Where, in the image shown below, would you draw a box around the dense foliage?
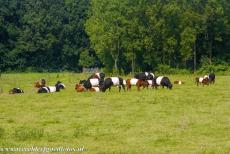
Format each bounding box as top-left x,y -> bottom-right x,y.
0,0 -> 230,73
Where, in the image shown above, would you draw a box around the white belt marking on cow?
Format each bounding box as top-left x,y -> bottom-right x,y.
130,79 -> 138,85
147,80 -> 152,85
111,77 -> 119,85
49,86 -> 56,93
156,76 -> 164,85
90,79 -> 99,86
199,77 -> 204,83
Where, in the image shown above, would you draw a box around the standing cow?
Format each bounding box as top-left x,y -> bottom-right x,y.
152,76 -> 173,89
195,77 -> 209,86
134,72 -> 154,80
208,73 -> 216,84
126,79 -> 149,91
100,77 -> 126,92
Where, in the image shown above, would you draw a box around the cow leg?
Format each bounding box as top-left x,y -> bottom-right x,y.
137,86 -> 140,91
118,85 -> 121,92
122,84 -> 125,92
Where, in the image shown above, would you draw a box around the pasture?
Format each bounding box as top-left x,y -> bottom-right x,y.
0,73 -> 229,154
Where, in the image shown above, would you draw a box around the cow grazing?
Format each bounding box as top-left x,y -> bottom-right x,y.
126,79 -> 149,91
9,88 -> 24,94
38,81 -> 65,93
174,80 -> 185,85
134,72 -> 154,80
195,77 -> 209,86
208,73 -> 215,84
100,77 -> 125,92
153,76 -> 173,89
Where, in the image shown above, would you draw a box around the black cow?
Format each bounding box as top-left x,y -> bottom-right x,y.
9,88 -> 24,94
100,77 -> 126,92
134,72 -> 154,80
208,73 -> 215,84
152,76 -> 172,89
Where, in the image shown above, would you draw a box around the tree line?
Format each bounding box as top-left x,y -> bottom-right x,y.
0,0 -> 230,73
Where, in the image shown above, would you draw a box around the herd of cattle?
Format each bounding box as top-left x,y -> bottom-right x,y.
6,72 -> 216,94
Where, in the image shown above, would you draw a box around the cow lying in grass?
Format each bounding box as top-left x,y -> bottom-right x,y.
75,84 -> 100,92
126,79 -> 149,91
79,78 -> 100,90
100,77 -> 126,92
38,81 -> 65,93
9,88 -> 24,94
152,76 -> 173,89
174,80 -> 185,85
34,79 -> 46,88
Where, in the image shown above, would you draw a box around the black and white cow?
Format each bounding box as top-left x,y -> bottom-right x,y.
134,72 -> 154,80
82,78 -> 100,90
38,81 -> 66,93
9,88 -> 24,94
152,76 -> 172,89
208,73 -> 215,84
100,77 -> 126,92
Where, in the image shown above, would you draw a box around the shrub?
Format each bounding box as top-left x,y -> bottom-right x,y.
198,56 -> 230,75
156,64 -> 191,75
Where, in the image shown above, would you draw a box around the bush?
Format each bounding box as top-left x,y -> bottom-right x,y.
156,64 -> 191,75
198,56 -> 230,75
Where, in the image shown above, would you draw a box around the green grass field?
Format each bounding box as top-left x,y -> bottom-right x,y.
0,73 -> 229,154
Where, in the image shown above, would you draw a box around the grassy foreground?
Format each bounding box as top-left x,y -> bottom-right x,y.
0,73 -> 230,154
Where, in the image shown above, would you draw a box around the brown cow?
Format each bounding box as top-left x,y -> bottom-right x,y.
126,78 -> 149,91
195,77 -> 209,86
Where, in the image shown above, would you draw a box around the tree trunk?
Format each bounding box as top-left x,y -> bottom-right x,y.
193,42 -> 197,73
131,49 -> 135,74
208,39 -> 213,65
114,58 -> 118,72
